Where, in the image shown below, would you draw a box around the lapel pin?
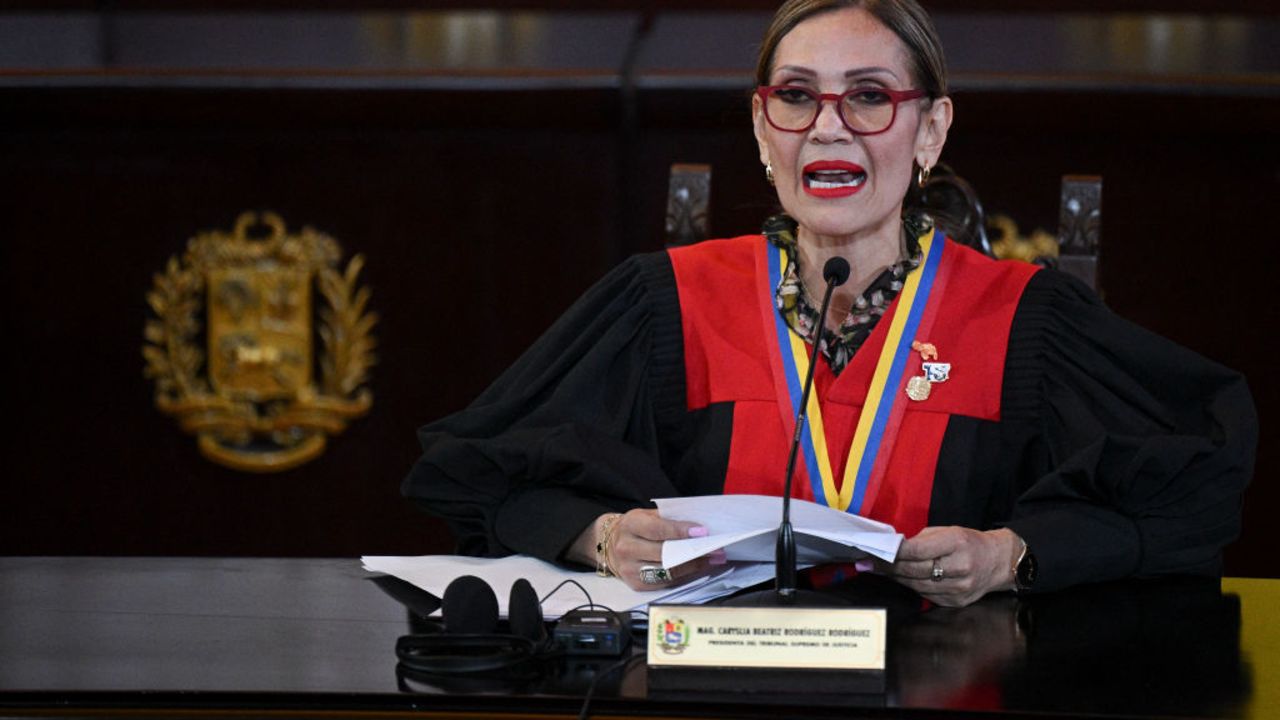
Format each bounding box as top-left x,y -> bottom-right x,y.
907,341 -> 950,402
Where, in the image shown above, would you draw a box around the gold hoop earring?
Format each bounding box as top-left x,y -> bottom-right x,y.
916,164 -> 931,189
765,163 -> 775,186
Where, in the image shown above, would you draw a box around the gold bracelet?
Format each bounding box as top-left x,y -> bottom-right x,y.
595,513 -> 622,577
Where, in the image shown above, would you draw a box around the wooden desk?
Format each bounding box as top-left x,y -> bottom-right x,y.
0,557 -> 1269,718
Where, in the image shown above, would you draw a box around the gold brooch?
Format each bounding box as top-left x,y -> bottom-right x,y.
143,212 -> 377,472
906,341 -> 950,402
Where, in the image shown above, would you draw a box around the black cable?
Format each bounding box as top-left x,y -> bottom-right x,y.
576,652 -> 644,720
539,578 -> 596,608
628,608 -> 650,633
538,580 -> 629,629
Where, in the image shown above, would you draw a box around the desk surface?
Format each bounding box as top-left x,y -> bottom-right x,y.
0,557 -> 1271,719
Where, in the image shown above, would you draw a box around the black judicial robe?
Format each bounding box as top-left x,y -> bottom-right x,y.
404,236 -> 1255,592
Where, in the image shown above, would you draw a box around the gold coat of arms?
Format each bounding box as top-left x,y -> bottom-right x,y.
143,212 -> 376,472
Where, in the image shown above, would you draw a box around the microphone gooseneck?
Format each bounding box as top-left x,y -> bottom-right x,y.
776,256 -> 851,602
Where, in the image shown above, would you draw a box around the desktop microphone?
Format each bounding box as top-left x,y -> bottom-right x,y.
775,256 -> 850,603
724,257 -> 851,609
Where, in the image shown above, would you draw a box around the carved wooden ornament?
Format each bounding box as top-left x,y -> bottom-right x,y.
144,212 -> 377,472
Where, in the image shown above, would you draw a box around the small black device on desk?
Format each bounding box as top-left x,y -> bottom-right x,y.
554,608 -> 631,656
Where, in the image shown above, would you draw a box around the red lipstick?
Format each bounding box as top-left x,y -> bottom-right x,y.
801,160 -> 867,198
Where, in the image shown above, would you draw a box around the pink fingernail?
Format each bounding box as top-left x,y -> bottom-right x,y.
709,550 -> 727,565
855,559 -> 874,573
687,526 -> 709,538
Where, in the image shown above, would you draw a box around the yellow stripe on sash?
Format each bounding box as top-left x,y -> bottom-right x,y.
785,318 -> 838,506
838,231 -> 934,510
781,231 -> 936,511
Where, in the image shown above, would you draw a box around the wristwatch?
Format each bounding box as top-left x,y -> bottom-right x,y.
1013,538 -> 1038,592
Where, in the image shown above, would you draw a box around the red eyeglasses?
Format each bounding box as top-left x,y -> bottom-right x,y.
756,85 -> 927,136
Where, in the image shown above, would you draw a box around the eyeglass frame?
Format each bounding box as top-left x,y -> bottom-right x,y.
755,85 -> 928,136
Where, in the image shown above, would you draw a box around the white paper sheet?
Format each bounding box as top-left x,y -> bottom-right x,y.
364,496 -> 902,619
361,554 -> 777,619
655,494 -> 903,568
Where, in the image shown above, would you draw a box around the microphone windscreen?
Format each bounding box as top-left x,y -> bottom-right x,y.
441,575 -> 499,635
823,257 -> 851,286
507,578 -> 546,643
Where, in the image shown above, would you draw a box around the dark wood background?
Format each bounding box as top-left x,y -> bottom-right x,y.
1,3 -> 1276,580
5,0 -> 1277,12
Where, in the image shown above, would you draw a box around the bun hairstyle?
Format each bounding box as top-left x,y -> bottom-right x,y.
755,0 -> 948,99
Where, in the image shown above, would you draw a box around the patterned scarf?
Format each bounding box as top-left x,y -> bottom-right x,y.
764,213 -> 928,375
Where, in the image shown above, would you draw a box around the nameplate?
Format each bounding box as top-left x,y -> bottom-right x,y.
647,604 -> 886,671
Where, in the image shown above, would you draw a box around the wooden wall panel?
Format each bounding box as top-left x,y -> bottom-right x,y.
1,87 -> 621,557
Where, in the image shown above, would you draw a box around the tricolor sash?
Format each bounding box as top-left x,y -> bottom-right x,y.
758,229 -> 948,514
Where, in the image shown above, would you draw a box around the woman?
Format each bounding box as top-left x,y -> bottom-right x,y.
404,0 -> 1255,607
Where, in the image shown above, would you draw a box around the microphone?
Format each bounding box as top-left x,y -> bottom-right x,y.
823,256 -> 852,286
719,256 -> 852,609
775,256 -> 850,603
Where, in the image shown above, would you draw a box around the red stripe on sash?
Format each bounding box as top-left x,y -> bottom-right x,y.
753,241 -> 812,500
857,239 -> 957,519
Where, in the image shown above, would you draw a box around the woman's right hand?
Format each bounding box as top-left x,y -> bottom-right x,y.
570,509 -> 725,591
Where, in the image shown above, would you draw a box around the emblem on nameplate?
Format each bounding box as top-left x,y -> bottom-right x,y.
657,616 -> 691,655
143,212 -> 377,472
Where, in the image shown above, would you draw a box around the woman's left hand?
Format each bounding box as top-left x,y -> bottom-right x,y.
883,526 -> 1022,607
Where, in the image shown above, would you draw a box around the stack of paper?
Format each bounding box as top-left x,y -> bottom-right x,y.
657,494 -> 902,567
363,494 -> 902,619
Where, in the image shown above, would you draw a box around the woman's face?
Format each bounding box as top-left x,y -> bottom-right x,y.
754,6 -> 951,244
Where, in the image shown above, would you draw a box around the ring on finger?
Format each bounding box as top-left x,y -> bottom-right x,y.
639,565 -> 673,585
931,558 -> 944,582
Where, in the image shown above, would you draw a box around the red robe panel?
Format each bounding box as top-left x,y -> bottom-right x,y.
669,235 -> 1038,537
